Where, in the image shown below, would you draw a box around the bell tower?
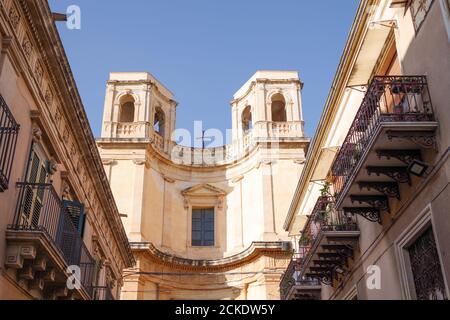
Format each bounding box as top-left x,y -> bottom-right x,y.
101,72 -> 177,152
230,70 -> 305,141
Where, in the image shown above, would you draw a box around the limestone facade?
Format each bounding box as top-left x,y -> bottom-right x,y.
0,0 -> 134,300
97,70 -> 310,300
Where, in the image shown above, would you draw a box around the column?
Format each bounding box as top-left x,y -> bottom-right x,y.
261,161 -> 277,241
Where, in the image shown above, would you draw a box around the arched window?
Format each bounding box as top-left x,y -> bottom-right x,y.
271,93 -> 287,122
119,95 -> 135,123
154,107 -> 165,136
242,106 -> 253,133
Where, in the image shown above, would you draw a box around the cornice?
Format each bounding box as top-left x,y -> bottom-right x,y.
231,78 -> 303,105
131,241 -> 292,272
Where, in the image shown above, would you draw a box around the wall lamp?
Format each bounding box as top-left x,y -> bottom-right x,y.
407,159 -> 430,178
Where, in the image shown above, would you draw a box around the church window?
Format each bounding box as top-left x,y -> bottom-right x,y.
271,93 -> 287,122
119,95 -> 135,123
192,208 -> 215,247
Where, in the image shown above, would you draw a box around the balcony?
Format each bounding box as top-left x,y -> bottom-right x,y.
253,121 -> 305,140
280,248 -> 321,300
0,95 -> 20,192
170,131 -> 256,167
297,196 -> 360,286
5,183 -> 95,300
103,121 -> 151,139
331,76 -> 437,221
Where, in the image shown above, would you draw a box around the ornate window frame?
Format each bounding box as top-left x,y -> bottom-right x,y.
394,205 -> 449,299
182,184 -> 227,250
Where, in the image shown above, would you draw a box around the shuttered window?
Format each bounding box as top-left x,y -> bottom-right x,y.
20,147 -> 48,227
192,208 -> 215,247
62,200 -> 86,237
0,94 -> 20,192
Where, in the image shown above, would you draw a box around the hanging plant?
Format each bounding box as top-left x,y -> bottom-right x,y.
320,182 -> 332,198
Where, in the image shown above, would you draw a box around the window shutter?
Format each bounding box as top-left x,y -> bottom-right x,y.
191,208 -> 215,247
62,200 -> 86,237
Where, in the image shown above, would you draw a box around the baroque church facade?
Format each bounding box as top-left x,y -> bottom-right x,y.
97,71 -> 310,300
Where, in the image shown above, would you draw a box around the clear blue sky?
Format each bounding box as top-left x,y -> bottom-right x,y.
49,0 -> 359,144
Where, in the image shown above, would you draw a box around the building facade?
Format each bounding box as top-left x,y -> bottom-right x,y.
0,0 -> 134,300
282,0 -> 450,300
97,71 -> 310,300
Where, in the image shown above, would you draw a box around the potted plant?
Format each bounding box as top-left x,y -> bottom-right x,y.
299,233 -> 310,246
392,84 -> 405,94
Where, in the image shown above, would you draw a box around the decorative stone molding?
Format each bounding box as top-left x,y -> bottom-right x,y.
163,175 -> 176,183
183,198 -> 190,210
102,159 -> 115,166
32,125 -> 42,141
47,159 -> 58,175
133,159 -> 146,166
44,89 -> 53,106
35,62 -> 43,84
131,241 -> 292,271
62,183 -> 71,200
232,175 -> 244,184
1,36 -> 13,55
182,184 -> 228,199
22,37 -> 32,59
217,196 -> 225,210
8,4 -> 21,30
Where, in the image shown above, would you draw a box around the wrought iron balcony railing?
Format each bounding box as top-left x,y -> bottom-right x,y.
9,182 -> 95,298
294,196 -> 359,285
280,248 -> 320,300
300,196 -> 357,245
0,95 -> 20,192
331,76 -> 434,202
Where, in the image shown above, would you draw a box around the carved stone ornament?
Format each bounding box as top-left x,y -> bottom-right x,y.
8,6 -> 21,30
102,159 -> 115,166
62,183 -> 71,199
22,38 -> 32,59
32,126 -> 42,141
133,159 -> 146,166
217,196 -> 225,209
47,159 -> 58,175
183,198 -> 190,210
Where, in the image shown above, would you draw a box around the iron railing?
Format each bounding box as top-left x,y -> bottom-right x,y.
9,182 -> 95,298
280,248 -> 320,300
297,196 -> 357,275
300,196 -> 356,245
0,95 -> 20,192
331,76 -> 434,202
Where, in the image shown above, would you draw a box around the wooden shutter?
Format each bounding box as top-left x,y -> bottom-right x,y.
191,208 -> 215,247
62,200 -> 86,237
57,205 -> 81,266
20,148 -> 47,227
